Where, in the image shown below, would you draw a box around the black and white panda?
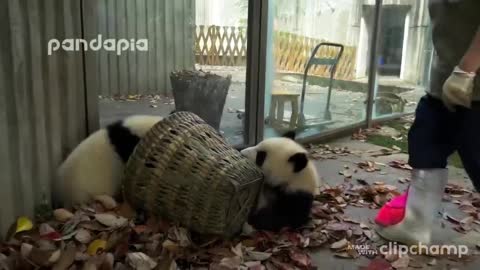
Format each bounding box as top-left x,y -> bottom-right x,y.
240,131 -> 320,232
54,115 -> 163,208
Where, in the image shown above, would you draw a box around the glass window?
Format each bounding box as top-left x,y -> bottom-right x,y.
88,0 -> 249,146
263,0 -> 374,139
373,1 -> 433,118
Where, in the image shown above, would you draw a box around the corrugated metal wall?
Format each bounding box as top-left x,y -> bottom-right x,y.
0,0 -> 88,235
83,0 -> 196,97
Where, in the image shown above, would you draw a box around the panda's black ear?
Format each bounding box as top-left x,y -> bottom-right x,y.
288,152 -> 308,173
282,130 -> 296,140
256,150 -> 267,167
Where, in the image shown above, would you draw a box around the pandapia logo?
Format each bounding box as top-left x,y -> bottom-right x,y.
47,35 -> 148,55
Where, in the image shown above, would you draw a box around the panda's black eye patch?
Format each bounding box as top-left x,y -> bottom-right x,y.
288,152 -> 308,173
256,150 -> 267,167
282,130 -> 296,140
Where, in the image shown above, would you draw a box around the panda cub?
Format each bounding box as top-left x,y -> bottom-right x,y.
54,115 -> 163,208
241,131 -> 320,232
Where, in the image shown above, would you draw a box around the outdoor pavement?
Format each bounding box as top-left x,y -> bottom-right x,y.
309,138 -> 480,270
98,66 -> 424,146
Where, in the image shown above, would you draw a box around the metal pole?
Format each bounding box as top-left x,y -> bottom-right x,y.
245,0 -> 264,147
81,0 -> 99,134
254,0 -> 270,144
366,0 -> 383,127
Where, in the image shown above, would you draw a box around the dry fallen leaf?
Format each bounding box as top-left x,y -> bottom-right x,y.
106,228 -> 130,252
83,255 -> 104,270
460,216 -> 474,225
444,213 -> 461,224
52,243 -> 76,270
218,256 -> 242,269
95,213 -> 128,228
289,249 -> 312,267
326,222 -> 350,232
29,247 -> 61,267
339,170 -> 353,178
330,238 -> 349,250
39,223 -> 56,236
20,243 -> 33,258
244,261 -> 264,270
94,195 -> 118,210
334,252 -> 354,259
169,227 -> 191,247
117,202 -> 136,219
360,258 -> 392,270
384,252 -> 399,262
36,239 -> 57,251
362,229 -> 374,240
100,253 -> 115,270
15,216 -> 33,234
391,255 -> 409,269
458,201 -> 477,213
162,239 -> 180,253
357,179 -> 369,186
126,252 -> 157,269
54,209 -> 74,222
113,262 -> 129,270
87,239 -> 107,256
408,258 -> 425,268
156,256 -> 178,270
388,160 -> 412,171
0,254 -> 11,270
246,250 -> 271,261
75,228 -> 93,244
231,243 -> 243,258
79,221 -> 110,232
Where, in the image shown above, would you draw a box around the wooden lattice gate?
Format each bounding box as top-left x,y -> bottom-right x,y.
194,25 -> 357,80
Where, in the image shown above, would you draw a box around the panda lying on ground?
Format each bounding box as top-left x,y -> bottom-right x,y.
54,115 -> 163,208
241,131 -> 321,232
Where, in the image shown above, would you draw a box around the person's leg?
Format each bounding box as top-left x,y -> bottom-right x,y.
375,95 -> 458,245
408,95 -> 458,169
456,103 -> 480,191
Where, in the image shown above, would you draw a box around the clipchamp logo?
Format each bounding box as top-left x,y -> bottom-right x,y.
47,35 -> 148,55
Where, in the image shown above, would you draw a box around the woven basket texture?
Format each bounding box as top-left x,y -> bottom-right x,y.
123,111 -> 263,236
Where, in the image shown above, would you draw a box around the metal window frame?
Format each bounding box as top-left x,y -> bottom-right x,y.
85,0 -> 393,148
83,0 -> 266,148
81,0 -> 100,134
244,0 -> 268,147
366,0 -> 383,128
242,0 -> 386,146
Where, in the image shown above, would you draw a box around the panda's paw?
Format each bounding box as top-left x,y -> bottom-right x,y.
241,222 -> 256,236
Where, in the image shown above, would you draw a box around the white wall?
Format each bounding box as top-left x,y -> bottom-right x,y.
274,0 -> 357,45
195,0 -> 248,26
195,0 -> 357,45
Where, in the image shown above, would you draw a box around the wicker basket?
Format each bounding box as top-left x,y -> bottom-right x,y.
123,111 -> 263,237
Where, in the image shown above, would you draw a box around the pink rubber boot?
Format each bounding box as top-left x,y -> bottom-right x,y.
374,169 -> 448,245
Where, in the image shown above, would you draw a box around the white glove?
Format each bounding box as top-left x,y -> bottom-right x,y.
442,66 -> 476,111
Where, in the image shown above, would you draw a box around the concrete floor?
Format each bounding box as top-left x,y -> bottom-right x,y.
97,66 -> 479,268
96,99 -> 480,268
309,138 -> 480,269
98,84 -> 246,145
98,66 -> 425,146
